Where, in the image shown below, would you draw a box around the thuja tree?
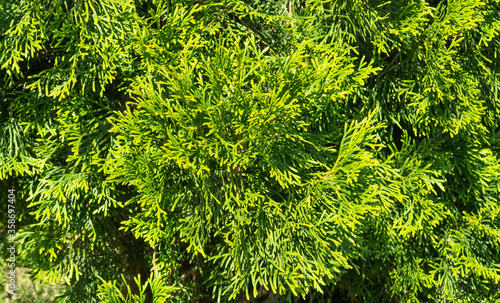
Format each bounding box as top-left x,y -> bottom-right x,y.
1,0 -> 500,302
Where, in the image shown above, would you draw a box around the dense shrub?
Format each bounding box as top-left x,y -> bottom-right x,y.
1,0 -> 500,302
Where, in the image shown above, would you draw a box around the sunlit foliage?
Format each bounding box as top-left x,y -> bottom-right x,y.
1,0 -> 500,302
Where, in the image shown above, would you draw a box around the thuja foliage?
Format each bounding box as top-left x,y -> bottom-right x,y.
1,0 -> 500,302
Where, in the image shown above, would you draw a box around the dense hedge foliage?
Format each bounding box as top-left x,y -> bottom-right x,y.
1,0 -> 500,302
